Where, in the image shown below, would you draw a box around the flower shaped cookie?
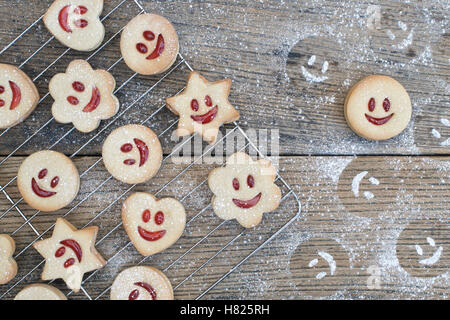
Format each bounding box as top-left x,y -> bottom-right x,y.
49,59 -> 119,133
0,234 -> 17,285
208,152 -> 281,228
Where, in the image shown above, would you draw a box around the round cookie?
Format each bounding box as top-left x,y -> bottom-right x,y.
14,284 -> 67,300
0,234 -> 17,285
102,124 -> 163,184
17,151 -> 80,212
122,192 -> 186,257
0,63 -> 39,129
120,13 -> 179,75
110,266 -> 173,300
344,75 -> 412,141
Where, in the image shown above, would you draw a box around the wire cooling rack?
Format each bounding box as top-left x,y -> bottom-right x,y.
0,0 -> 301,300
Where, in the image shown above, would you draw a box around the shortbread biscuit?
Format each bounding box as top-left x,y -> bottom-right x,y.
0,63 -> 39,129
110,266 -> 173,300
102,124 -> 163,184
0,234 -> 17,285
166,71 -> 240,144
44,0 -> 105,51
49,59 -> 120,133
33,218 -> 106,293
344,75 -> 412,141
208,152 -> 281,228
122,192 -> 186,257
14,284 -> 67,300
121,13 -> 179,75
17,150 -> 80,212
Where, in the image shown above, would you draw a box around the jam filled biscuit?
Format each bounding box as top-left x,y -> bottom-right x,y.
0,234 -> 17,285
17,151 -> 80,212
122,192 -> 186,257
0,63 -> 39,129
110,266 -> 173,300
33,218 -> 106,293
166,71 -> 240,144
345,75 -> 412,141
14,284 -> 67,300
49,59 -> 120,133
44,0 -> 105,51
102,124 -> 163,184
208,152 -> 281,228
121,13 -> 179,75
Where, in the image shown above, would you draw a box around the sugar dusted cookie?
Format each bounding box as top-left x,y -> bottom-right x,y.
49,59 -> 120,133
345,75 -> 412,141
17,151 -> 80,212
166,71 -> 240,144
44,0 -> 105,51
110,266 -> 173,300
0,234 -> 17,285
122,192 -> 186,257
121,13 -> 179,75
14,284 -> 67,300
102,124 -> 163,184
0,63 -> 39,129
33,218 -> 106,293
208,152 -> 281,228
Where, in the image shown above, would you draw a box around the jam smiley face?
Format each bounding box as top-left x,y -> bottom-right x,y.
121,13 -> 179,75
208,152 -> 281,228
166,71 -> 240,144
122,192 -> 186,257
345,75 -> 412,141
102,125 -> 163,184
49,59 -> 119,133
0,234 -> 17,285
0,64 -> 39,129
44,0 -> 105,51
33,218 -> 106,293
17,151 -> 80,212
111,266 -> 174,300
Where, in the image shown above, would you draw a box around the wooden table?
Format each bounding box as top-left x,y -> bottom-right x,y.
0,0 -> 448,300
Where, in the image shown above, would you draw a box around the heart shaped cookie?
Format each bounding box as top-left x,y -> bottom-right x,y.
122,192 -> 186,257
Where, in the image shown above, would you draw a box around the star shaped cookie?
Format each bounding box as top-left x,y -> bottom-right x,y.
166,71 -> 240,144
33,218 -> 106,292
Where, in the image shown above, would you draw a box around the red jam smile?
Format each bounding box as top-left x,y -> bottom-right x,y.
365,113 -> 394,125
232,192 -> 262,209
31,178 -> 57,198
128,282 -> 157,300
146,34 -> 165,60
191,106 -> 218,124
8,81 -> 21,110
82,86 -> 101,113
134,138 -> 149,167
138,226 -> 166,242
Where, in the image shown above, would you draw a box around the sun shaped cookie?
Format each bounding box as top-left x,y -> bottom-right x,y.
44,0 -> 105,51
0,234 -> 17,285
14,284 -> 67,300
49,59 -> 119,133
122,192 -> 186,257
0,63 -> 39,129
208,152 -> 281,228
166,71 -> 240,144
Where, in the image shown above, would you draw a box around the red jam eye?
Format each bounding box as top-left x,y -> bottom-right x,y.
142,209 -> 151,223
74,6 -> 88,15
124,159 -> 136,166
383,98 -> 391,112
0,100 -> 4,107
72,81 -> 85,92
64,258 -> 75,268
232,178 -> 240,191
143,30 -> 155,41
247,175 -> 255,188
0,86 -> 4,94
67,96 -> 79,105
38,169 -> 48,179
51,176 -> 59,188
136,43 -> 148,54
191,99 -> 199,112
205,95 -> 213,107
74,19 -> 88,28
154,211 -> 164,225
55,246 -> 66,258
121,143 -> 133,153
368,97 -> 375,112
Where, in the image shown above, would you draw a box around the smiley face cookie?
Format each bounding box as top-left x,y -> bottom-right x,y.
122,192 -> 186,257
121,13 -> 179,75
14,284 -> 67,300
44,0 -> 105,51
17,151 -> 80,212
0,234 -> 17,285
110,266 -> 173,300
33,218 -> 106,293
0,64 -> 39,129
166,71 -> 240,144
49,59 -> 120,133
102,124 -> 163,184
208,152 -> 281,228
345,75 -> 412,140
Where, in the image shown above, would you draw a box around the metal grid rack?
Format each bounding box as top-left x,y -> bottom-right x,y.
0,0 -> 301,300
